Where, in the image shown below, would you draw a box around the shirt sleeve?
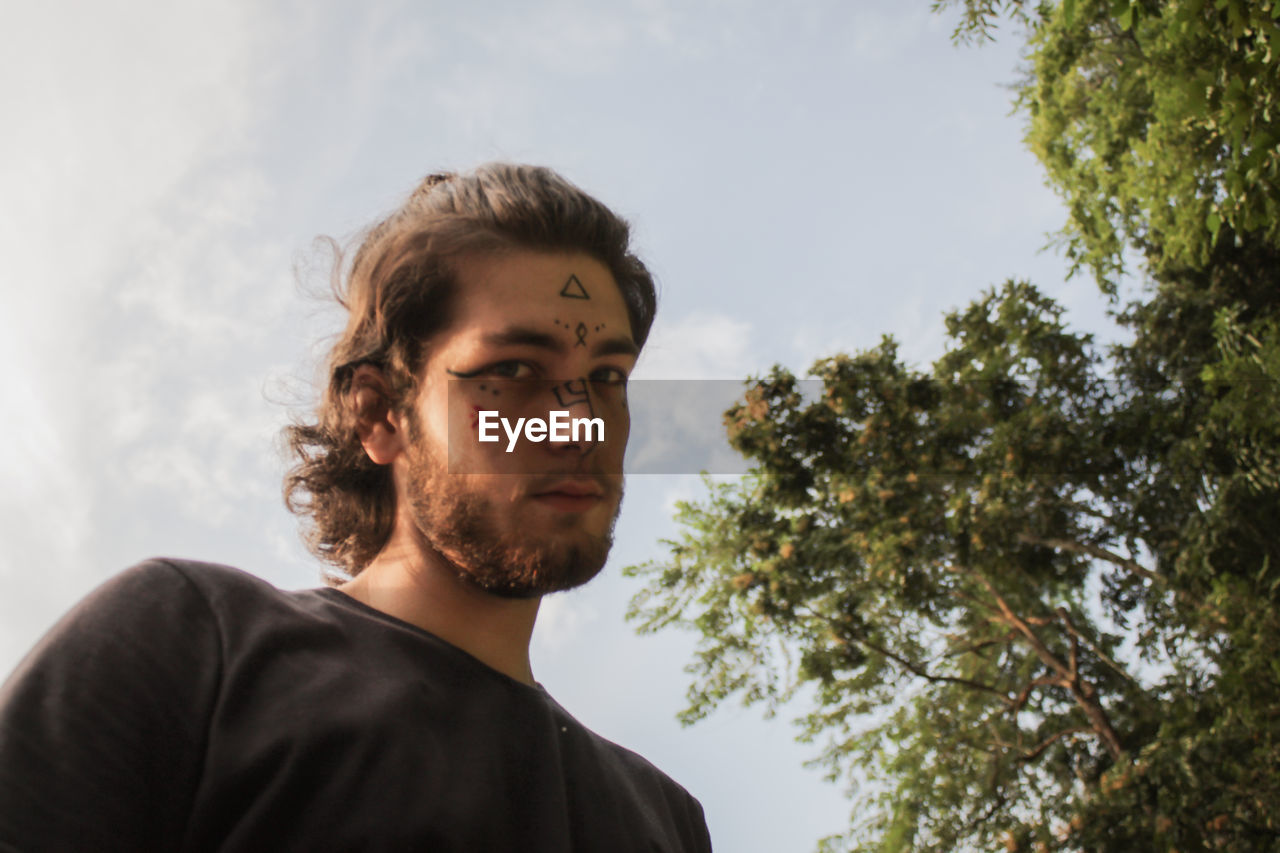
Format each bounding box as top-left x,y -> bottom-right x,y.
0,559 -> 222,853
688,794 -> 714,852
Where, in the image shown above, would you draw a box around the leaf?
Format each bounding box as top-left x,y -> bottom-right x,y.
1063,0 -> 1076,28
1207,209 -> 1222,241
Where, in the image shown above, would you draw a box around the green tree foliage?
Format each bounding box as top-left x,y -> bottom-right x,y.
937,0 -> 1280,288
628,282 -> 1278,849
628,1 -> 1280,849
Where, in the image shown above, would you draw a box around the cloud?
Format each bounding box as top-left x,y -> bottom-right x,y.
0,0 -> 280,671
533,588 -> 601,653
633,312 -> 757,379
458,0 -> 685,73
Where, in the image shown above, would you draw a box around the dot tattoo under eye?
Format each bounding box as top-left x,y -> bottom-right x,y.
447,370 -> 503,396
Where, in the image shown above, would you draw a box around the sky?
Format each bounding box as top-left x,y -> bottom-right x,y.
0,1 -> 1121,849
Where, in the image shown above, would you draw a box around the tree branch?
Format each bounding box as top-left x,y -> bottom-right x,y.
943,630 -> 1018,658
965,569 -> 1072,680
1016,726 -> 1092,763
1055,606 -> 1140,687
1067,624 -> 1080,681
953,565 -> 1126,760
853,631 -> 1014,704
1010,675 -> 1063,715
799,605 -> 1015,704
1017,533 -> 1160,584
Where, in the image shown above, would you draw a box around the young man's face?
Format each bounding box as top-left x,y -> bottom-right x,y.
397,248 -> 638,598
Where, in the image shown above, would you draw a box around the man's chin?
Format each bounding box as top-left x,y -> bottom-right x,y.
441,533 -> 613,599
405,444 -> 622,598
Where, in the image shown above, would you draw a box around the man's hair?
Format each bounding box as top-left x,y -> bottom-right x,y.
283,163 -> 657,577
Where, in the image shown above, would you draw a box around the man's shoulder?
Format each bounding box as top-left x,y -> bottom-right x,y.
115,555 -> 276,588
583,724 -> 678,784
106,556 -> 292,605
573,720 -> 711,849
547,694 -> 705,811
60,558 -> 309,646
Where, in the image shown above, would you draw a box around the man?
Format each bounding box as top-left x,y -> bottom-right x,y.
0,164 -> 713,852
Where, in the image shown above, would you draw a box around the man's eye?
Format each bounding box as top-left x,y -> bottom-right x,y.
589,367 -> 629,387
484,361 -> 535,380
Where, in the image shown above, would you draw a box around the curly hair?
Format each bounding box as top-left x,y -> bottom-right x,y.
283,163 -> 658,578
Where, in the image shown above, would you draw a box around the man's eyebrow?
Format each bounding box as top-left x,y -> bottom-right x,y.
481,327 -> 565,351
480,326 -> 639,359
591,336 -> 640,359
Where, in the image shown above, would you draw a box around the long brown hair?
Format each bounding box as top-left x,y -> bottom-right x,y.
283,164 -> 657,577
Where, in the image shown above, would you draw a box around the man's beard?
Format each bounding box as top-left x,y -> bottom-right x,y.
401,439 -> 621,598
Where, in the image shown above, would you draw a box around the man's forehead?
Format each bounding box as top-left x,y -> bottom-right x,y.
456,250 -> 615,295
449,250 -> 633,334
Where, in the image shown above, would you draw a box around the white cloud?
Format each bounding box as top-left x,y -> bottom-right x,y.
459,0 -> 683,73
0,0 -> 279,668
533,586 -> 600,652
633,311 -> 756,379
658,473 -> 736,516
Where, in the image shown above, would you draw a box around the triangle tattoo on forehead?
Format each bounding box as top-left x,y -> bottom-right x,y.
559,274 -> 590,299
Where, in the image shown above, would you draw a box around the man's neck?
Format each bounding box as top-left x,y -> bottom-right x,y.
337,528 -> 541,686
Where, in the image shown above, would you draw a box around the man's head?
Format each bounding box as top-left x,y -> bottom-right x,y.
284,164 -> 656,586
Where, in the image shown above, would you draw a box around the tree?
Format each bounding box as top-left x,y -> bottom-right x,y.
629,281 -> 1276,850
937,0 -> 1280,288
627,1 -> 1280,849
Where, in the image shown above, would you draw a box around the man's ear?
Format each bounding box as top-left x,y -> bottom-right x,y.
350,365 -> 404,466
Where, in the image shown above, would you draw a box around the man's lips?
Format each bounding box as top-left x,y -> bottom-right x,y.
529,478 -> 610,511
532,479 -> 605,498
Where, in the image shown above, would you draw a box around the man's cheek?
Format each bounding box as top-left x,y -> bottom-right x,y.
444,385 -> 509,471
591,396 -> 629,471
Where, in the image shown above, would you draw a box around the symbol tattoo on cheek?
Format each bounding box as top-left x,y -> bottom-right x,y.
552,379 -> 594,417
574,322 -> 588,348
559,274 -> 590,300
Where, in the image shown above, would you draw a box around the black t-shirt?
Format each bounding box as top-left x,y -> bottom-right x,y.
0,559 -> 712,852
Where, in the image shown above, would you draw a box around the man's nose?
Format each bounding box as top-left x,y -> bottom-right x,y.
547,378 -> 600,454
